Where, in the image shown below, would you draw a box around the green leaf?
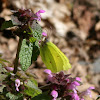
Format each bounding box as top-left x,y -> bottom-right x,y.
0,61 -> 6,67
30,20 -> 42,41
31,92 -> 51,100
0,58 -> 10,63
1,20 -> 14,30
19,39 -> 33,71
29,37 -> 37,43
0,66 -> 7,91
24,79 -> 42,98
0,57 -> 10,68
6,92 -> 23,100
0,84 -> 5,93
0,64 -> 2,67
32,42 -> 40,61
11,15 -> 21,25
0,58 -> 10,66
96,95 -> 100,100
0,53 -> 2,57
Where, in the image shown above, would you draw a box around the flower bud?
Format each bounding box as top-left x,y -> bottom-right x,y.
5,67 -> 14,71
15,79 -> 20,91
51,90 -> 58,100
42,32 -> 47,37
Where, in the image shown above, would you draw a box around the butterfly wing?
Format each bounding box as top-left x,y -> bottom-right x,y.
40,41 -> 71,72
40,43 -> 57,72
47,42 -> 71,71
47,42 -> 64,72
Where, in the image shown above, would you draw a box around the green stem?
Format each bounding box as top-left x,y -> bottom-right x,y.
13,37 -> 23,74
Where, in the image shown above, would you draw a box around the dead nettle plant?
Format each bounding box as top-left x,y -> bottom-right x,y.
0,8 -> 96,100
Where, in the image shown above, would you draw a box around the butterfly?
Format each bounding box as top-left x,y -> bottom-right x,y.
40,39 -> 71,73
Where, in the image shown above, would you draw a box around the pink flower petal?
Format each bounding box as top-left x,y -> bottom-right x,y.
42,32 -> 47,37
44,69 -> 52,75
88,87 -> 95,90
38,10 -> 45,13
51,90 -> 58,99
15,79 -> 20,91
34,10 -> 45,21
76,77 -> 81,81
5,67 -> 14,71
80,86 -> 95,98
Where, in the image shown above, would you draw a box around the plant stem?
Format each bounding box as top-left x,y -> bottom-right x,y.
13,37 -> 23,74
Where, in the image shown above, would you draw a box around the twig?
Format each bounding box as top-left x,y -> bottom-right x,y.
13,37 -> 23,74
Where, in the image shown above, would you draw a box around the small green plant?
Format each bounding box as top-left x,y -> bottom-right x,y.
0,9 -> 95,100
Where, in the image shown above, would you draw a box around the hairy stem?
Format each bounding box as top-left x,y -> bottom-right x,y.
13,37 -> 23,74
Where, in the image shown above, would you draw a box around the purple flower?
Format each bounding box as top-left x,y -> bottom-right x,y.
20,9 -> 33,17
44,69 -> 94,100
12,9 -> 45,26
34,10 -> 45,21
67,78 -> 81,94
44,69 -> 52,75
38,10 -> 45,13
69,93 -> 80,100
44,69 -> 53,82
15,79 -> 20,91
51,90 -> 58,100
76,77 -> 81,81
42,32 -> 47,37
5,67 -> 14,71
80,87 -> 95,98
